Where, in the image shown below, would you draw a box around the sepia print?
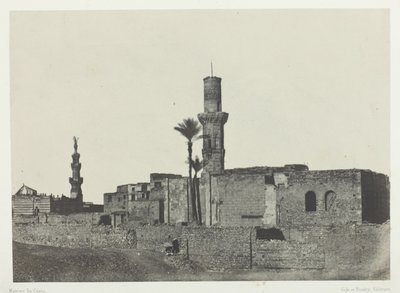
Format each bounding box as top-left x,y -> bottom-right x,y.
9,10 -> 390,283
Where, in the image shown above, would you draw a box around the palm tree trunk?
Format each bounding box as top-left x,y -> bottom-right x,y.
187,141 -> 197,222
195,175 -> 202,225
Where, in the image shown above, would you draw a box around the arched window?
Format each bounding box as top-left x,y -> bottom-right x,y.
325,191 -> 336,211
305,191 -> 317,212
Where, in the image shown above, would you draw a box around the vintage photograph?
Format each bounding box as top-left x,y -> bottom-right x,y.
9,10 -> 390,282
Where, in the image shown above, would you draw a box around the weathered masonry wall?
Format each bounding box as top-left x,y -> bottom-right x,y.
211,174 -> 267,226
253,241 -> 325,269
51,196 -> 82,215
149,177 -> 190,224
13,223 -> 136,249
167,178 -> 190,224
361,170 -> 390,224
133,226 -> 254,270
205,169 -> 378,227
278,170 -> 363,227
12,221 -> 389,277
181,227 -> 255,270
103,192 -> 128,214
264,185 -> 277,227
276,223 -> 390,277
135,225 -> 183,251
13,212 -> 104,225
322,223 -> 390,276
128,200 -> 161,224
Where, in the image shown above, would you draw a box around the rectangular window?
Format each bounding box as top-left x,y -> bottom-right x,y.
265,175 -> 275,185
241,215 -> 263,219
155,181 -> 162,188
108,195 -> 112,202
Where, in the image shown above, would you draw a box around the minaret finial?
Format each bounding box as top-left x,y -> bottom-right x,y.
211,61 -> 213,77
73,136 -> 79,152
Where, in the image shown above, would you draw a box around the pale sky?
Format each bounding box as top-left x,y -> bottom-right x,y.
10,10 -> 389,204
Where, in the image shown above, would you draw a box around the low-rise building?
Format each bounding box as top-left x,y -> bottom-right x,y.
103,173 -> 191,227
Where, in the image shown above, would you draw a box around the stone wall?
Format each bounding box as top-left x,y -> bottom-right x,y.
253,241 -> 325,269
166,178 -> 190,224
59,212 -> 103,225
181,226 -> 255,270
135,225 -> 183,251
361,170 -> 390,224
203,168 -> 389,228
12,219 -> 389,277
263,184 -> 277,226
51,196 -> 82,215
278,223 -> 390,278
13,223 -> 136,249
212,174 -> 266,226
278,170 -> 363,226
128,200 -> 161,224
82,203 -> 104,213
179,224 -> 388,274
134,225 -> 255,270
103,192 -> 128,214
322,223 -> 390,277
147,177 -> 190,224
13,212 -> 104,225
205,169 -> 373,227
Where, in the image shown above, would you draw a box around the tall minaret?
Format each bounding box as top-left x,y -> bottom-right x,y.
198,70 -> 229,226
69,136 -> 83,201
198,74 -> 229,174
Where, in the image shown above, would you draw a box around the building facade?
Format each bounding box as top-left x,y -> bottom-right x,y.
12,137 -> 103,216
102,74 -> 390,228
12,185 -> 51,216
197,75 -> 390,227
104,174 -> 191,227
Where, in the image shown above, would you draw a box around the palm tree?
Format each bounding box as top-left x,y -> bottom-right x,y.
174,118 -> 201,222
192,156 -> 203,224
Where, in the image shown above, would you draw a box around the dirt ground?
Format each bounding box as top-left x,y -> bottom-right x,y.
12,241 -> 387,282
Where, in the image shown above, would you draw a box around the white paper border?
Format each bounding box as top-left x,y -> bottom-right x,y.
1,1 -> 399,293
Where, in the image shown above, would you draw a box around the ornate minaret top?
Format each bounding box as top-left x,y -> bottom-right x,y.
69,136 -> 83,200
73,136 -> 78,152
198,75 -> 229,174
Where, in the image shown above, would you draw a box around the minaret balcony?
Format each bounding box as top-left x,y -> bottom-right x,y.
69,177 -> 83,184
198,112 -> 228,125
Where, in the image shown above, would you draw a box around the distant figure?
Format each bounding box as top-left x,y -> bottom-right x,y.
164,235 -> 174,256
34,207 -> 40,223
45,212 -> 48,223
34,206 -> 39,216
172,238 -> 180,254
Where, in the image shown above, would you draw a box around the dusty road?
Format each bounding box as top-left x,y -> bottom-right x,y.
13,241 -> 386,282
